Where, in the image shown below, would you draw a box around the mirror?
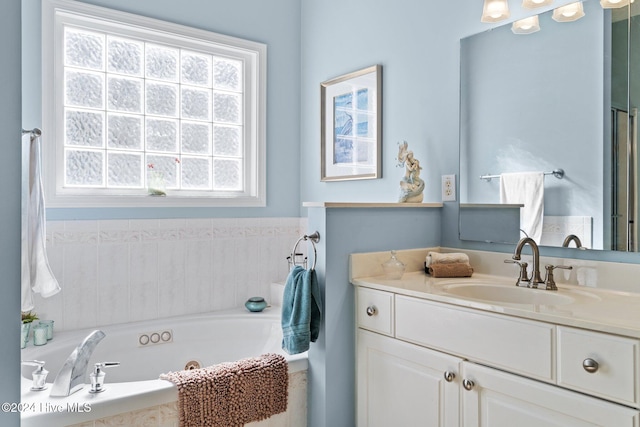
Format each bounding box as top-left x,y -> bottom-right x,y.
459,0 -> 638,251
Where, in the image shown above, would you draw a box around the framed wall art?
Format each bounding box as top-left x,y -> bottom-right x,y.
320,65 -> 381,181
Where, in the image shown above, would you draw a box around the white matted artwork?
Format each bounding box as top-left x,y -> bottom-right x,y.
320,65 -> 381,181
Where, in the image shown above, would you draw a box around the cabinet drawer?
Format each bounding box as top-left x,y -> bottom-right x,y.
557,326 -> 640,407
356,287 -> 394,336
395,296 -> 554,381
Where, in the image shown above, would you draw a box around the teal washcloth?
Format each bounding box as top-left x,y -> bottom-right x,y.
281,265 -> 322,355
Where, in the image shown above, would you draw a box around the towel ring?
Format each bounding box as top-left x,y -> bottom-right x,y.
289,231 -> 320,271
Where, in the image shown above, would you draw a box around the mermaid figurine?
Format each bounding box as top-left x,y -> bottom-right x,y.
396,141 -> 425,203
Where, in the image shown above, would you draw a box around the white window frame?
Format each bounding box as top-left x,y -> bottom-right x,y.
42,0 -> 266,207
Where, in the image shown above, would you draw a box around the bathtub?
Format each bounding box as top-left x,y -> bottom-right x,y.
20,307 -> 308,427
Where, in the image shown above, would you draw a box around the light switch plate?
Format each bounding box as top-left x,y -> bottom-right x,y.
442,174 -> 456,202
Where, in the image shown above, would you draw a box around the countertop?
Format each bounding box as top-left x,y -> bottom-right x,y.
352,271 -> 640,339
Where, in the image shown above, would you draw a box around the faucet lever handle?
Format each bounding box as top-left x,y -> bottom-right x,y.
21,360 -> 48,391
90,362 -> 120,394
543,264 -> 573,291
504,259 -> 530,286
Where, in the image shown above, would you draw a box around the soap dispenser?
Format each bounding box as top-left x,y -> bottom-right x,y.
382,250 -> 406,279
22,360 -> 48,391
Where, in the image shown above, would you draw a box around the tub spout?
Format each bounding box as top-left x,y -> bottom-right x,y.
50,330 -> 106,397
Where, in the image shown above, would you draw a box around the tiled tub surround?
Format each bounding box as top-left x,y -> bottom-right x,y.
21,309 -> 308,427
64,371 -> 307,427
35,217 -> 306,331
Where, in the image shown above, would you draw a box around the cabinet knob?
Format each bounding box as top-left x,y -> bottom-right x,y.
462,379 -> 475,391
582,358 -> 599,373
444,371 -> 456,382
366,306 -> 378,317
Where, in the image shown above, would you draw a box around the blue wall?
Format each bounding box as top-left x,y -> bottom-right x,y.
307,206 -> 442,427
22,0 -> 302,220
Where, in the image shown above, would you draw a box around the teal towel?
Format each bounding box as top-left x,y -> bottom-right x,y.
281,265 -> 322,355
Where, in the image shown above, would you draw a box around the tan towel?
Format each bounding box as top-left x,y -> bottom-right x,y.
160,353 -> 288,427
429,262 -> 474,278
427,252 -> 470,266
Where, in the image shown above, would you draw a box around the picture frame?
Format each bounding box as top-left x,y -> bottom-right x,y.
320,65 -> 382,181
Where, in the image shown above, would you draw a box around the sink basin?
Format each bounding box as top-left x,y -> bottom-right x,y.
442,283 -> 575,306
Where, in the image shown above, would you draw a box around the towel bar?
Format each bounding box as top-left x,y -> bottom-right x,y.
479,169 -> 564,182
287,231 -> 320,271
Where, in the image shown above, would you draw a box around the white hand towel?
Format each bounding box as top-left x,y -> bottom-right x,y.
21,133 -> 60,312
499,171 -> 544,243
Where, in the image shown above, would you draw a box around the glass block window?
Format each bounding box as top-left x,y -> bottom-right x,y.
43,1 -> 266,207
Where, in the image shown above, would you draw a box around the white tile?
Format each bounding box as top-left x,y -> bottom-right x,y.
63,244 -> 98,290
129,242 -> 159,321
158,240 -> 186,317
129,219 -> 158,230
62,285 -> 98,330
212,238 -> 236,310
185,218 -> 212,229
97,283 -> 129,326
158,218 -> 186,229
185,240 -> 213,313
64,220 -> 99,232
98,219 -> 128,231
46,220 -> 65,233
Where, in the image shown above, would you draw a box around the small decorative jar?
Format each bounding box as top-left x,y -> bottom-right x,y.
382,250 -> 406,280
39,320 -> 54,340
20,323 -> 31,349
245,297 -> 268,312
33,324 -> 48,346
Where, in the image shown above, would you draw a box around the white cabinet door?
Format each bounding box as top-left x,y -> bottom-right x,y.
357,329 -> 461,427
461,362 -> 640,427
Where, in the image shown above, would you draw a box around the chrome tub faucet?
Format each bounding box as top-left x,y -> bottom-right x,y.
50,330 -> 106,397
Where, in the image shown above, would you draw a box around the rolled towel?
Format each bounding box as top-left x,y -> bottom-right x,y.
426,252 -> 470,267
429,262 -> 474,278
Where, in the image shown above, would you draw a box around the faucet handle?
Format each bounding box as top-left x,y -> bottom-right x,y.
543,264 -> 573,291
504,259 -> 530,287
89,362 -> 120,394
21,360 -> 48,391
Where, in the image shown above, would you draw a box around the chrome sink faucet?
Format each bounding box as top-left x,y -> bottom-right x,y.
512,237 -> 544,288
50,330 -> 106,397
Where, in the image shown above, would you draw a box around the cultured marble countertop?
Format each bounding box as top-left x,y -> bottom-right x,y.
352,271 -> 640,339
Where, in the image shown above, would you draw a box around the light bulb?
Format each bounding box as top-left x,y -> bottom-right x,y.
600,0 -> 629,8
522,0 -> 554,8
552,1 -> 585,21
512,15 -> 541,34
481,0 -> 510,22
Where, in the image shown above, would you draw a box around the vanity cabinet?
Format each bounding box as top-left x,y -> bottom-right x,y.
355,287 -> 640,427
357,329 -> 460,427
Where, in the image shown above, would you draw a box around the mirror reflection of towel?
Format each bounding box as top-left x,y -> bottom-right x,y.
500,172 -> 544,242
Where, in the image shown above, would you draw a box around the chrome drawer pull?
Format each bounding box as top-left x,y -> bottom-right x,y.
462,379 -> 475,391
582,358 -> 599,373
444,371 -> 456,382
366,306 -> 378,317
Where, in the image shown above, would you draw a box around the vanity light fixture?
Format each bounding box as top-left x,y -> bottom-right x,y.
512,15 -> 541,34
600,0 -> 629,8
522,0 -> 554,8
552,1 -> 585,22
481,0 -> 511,22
